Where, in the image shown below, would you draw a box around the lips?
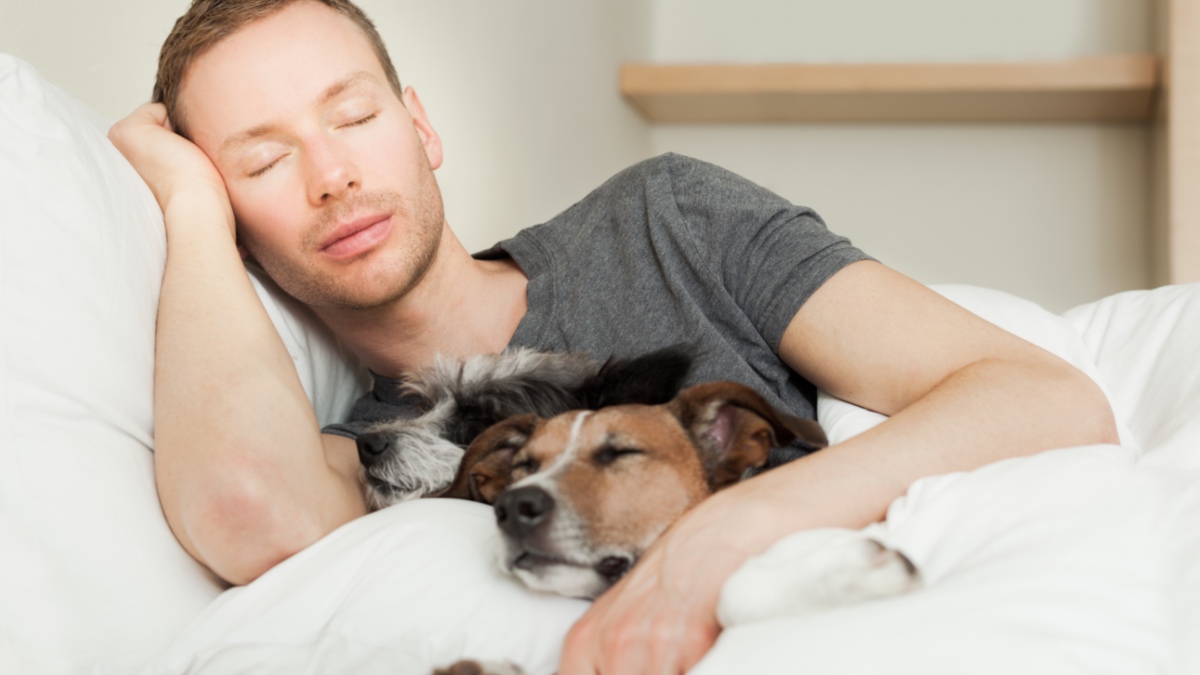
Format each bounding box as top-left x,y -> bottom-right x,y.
511,549 -> 572,572
319,213 -> 393,261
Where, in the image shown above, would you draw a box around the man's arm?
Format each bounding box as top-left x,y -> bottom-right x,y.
559,260 -> 1117,674
110,104 -> 367,585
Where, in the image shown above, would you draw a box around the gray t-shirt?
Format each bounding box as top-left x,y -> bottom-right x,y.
325,153 -> 872,438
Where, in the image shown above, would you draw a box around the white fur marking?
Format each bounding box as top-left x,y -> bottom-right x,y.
513,410 -> 594,492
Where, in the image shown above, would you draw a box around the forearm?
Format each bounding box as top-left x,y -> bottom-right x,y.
154,193 -> 365,584
694,351 -> 1118,556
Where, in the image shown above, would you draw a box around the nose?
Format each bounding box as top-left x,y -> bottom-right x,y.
306,137 -> 360,205
495,486 -> 555,539
356,431 -> 393,468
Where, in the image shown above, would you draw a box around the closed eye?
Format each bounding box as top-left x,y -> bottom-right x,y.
592,445 -> 643,467
512,456 -> 539,475
342,113 -> 377,128
248,155 -> 285,178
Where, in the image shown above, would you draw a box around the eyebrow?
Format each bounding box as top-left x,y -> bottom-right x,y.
218,71 -> 380,156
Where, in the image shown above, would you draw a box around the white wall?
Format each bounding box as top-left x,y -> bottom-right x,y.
1,0 -> 1156,310
650,0 -> 1150,63
0,1 -> 190,121
648,0 -> 1155,311
0,0 -> 653,253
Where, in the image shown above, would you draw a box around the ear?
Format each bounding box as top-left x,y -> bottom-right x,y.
400,86 -> 443,171
669,382 -> 827,491
442,414 -> 539,504
576,344 -> 694,409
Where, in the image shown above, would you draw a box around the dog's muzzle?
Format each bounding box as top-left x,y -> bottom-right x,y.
494,485 -> 636,595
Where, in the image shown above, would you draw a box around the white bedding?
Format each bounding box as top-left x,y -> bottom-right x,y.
2,53 -> 1198,675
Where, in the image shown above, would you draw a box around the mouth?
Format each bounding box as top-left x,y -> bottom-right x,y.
510,549 -> 574,572
510,549 -> 634,583
319,214 -> 392,261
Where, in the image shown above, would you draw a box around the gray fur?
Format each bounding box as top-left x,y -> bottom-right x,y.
358,349 -> 603,507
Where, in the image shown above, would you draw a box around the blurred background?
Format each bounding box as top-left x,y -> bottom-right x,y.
0,0 -> 1158,311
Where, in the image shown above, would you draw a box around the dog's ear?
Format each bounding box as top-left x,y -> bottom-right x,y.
669,381 -> 827,491
442,414 -> 540,504
576,344 -> 694,409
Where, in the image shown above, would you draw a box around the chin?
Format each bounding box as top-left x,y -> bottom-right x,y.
497,543 -> 636,600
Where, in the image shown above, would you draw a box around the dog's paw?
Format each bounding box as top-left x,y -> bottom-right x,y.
432,659 -> 526,675
717,528 -> 920,627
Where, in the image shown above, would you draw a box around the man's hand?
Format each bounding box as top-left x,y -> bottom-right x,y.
558,486 -> 776,675
107,102 -> 231,231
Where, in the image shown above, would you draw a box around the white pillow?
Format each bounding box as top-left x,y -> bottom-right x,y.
148,500 -> 589,675
0,54 -> 368,674
1063,283 -> 1200,467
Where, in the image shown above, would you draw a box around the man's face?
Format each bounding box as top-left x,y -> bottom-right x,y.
178,0 -> 445,311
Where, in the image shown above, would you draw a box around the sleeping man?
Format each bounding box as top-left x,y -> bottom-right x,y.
107,0 -> 1119,672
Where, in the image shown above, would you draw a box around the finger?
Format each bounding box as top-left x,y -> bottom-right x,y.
123,101 -> 169,128
144,101 -> 169,127
109,103 -> 164,146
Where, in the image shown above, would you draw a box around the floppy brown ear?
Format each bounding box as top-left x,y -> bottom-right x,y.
669,381 -> 827,491
442,414 -> 540,504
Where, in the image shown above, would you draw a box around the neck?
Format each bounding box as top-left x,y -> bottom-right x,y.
314,223 -> 528,378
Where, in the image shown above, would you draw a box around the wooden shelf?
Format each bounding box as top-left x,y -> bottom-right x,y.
621,55 -> 1160,123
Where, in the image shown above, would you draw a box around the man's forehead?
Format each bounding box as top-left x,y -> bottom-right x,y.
177,0 -> 389,149
216,71 -> 383,155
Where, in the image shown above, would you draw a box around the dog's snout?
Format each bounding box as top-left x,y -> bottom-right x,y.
356,432 -> 393,467
495,486 -> 555,538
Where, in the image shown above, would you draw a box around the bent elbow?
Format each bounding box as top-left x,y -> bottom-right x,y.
1055,360 -> 1122,448
184,471 -> 330,585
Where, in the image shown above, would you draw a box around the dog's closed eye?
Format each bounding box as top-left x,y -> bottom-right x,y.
592,444 -> 643,466
511,456 -> 539,475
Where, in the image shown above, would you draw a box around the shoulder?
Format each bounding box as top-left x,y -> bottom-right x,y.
593,152 -> 746,197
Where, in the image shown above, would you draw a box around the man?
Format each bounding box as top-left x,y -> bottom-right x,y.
108,0 -> 1119,672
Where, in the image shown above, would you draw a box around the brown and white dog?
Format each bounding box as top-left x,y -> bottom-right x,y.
440,380 -> 901,600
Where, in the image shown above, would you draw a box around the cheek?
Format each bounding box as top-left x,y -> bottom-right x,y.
354,136 -> 415,182
226,182 -> 303,247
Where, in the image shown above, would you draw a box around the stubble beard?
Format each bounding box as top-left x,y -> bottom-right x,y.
245,162 -> 446,312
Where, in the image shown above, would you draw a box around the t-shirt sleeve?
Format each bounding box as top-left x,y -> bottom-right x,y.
661,153 -> 873,350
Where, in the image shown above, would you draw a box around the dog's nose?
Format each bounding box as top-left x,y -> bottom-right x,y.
495,486 -> 555,538
356,432 -> 393,467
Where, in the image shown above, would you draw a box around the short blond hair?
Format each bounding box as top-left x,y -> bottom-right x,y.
154,0 -> 403,137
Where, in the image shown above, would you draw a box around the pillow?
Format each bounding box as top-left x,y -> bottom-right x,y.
0,54 -> 368,674
147,500 -> 590,675
1063,283 -> 1200,467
